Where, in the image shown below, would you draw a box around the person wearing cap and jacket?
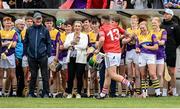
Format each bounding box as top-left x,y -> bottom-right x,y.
24,12 -> 51,98
161,9 -> 180,96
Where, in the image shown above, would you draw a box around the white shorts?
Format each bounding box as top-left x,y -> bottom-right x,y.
138,53 -> 156,67
22,56 -> 28,67
48,56 -> 56,65
105,53 -> 121,68
156,58 -> 165,65
0,54 -> 16,69
59,57 -> 67,70
126,49 -> 139,64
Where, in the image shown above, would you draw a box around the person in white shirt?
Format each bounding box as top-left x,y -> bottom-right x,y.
64,21 -> 88,99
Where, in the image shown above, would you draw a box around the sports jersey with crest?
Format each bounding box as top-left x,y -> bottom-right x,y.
49,28 -> 60,56
151,29 -> 167,60
126,28 -> 140,51
136,32 -> 158,54
99,23 -> 125,53
0,29 -> 18,56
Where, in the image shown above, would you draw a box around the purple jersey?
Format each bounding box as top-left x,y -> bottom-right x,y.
154,30 -> 167,60
136,33 -> 158,54
1,30 -> 18,56
49,29 -> 60,56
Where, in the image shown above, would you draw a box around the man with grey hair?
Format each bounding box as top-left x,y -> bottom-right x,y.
24,12 -> 51,98
14,19 -> 26,97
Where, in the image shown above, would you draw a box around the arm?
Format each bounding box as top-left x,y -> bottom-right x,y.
11,32 -> 18,48
46,30 -> 52,57
122,37 -> 132,44
143,34 -> 159,50
158,30 -> 167,46
96,31 -> 105,51
135,36 -> 141,53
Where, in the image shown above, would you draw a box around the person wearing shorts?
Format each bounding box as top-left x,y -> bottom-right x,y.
151,17 -> 167,96
95,15 -> 134,99
44,18 -> 60,97
0,17 -> 18,97
136,21 -> 161,97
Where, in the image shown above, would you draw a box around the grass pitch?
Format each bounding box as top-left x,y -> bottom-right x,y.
0,97 -> 180,108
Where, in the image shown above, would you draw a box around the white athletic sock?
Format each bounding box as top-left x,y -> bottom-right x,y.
172,88 -> 178,96
162,88 -> 167,96
12,91 -> 17,95
0,91 -> 2,96
100,92 -> 106,97
155,88 -> 161,95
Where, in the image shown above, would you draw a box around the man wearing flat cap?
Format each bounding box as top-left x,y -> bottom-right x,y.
24,12 -> 51,98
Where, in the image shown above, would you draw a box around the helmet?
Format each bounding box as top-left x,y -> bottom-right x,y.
88,53 -> 104,71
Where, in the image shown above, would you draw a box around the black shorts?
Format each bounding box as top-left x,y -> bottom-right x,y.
166,52 -> 176,67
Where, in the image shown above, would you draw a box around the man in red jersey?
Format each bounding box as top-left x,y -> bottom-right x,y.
95,15 -> 134,99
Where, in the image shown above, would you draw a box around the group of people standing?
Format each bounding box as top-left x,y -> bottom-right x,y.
0,8 -> 180,99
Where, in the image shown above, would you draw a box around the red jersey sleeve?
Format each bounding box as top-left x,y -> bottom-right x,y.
118,27 -> 125,34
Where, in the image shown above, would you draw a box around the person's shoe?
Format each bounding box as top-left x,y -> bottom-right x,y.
81,93 -> 88,98
67,94 -> 72,99
96,94 -> 107,99
155,92 -> 162,97
76,94 -> 81,99
109,94 -> 118,98
4,93 -> 9,97
121,93 -> 127,97
43,93 -> 52,98
28,93 -> 37,98
55,93 -> 63,98
0,92 -> 3,97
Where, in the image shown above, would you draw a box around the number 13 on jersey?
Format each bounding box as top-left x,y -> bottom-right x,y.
107,28 -> 120,41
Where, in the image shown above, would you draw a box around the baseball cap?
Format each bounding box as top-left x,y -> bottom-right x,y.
33,12 -> 42,19
164,9 -> 174,16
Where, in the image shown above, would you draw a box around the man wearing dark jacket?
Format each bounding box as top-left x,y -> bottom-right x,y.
161,9 -> 180,96
24,12 -> 51,98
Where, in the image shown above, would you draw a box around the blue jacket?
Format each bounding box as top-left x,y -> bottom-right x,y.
24,24 -> 51,59
15,28 -> 23,59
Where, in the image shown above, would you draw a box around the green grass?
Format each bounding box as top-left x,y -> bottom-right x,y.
0,97 -> 180,108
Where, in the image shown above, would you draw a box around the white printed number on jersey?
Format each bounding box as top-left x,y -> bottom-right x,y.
107,29 -> 120,41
